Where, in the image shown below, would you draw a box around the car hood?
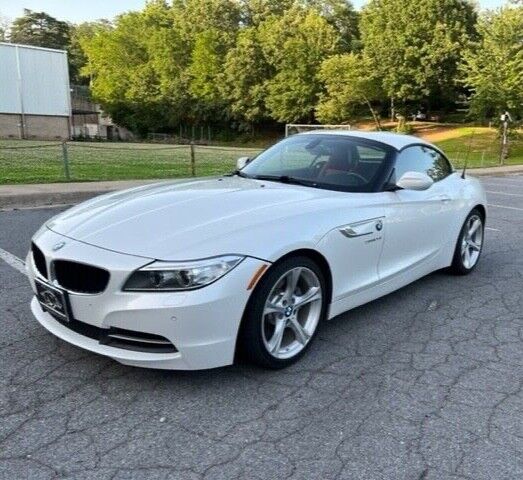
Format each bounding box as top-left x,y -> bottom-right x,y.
46,177 -> 378,261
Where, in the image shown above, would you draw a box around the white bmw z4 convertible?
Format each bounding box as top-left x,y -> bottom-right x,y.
27,131 -> 487,370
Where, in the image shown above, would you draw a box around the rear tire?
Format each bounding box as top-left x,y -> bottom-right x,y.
238,256 -> 327,369
449,208 -> 484,275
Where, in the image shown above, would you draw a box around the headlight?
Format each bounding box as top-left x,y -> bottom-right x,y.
123,255 -> 244,291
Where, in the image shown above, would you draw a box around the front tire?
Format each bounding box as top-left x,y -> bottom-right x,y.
449,208 -> 484,275
239,256 -> 327,369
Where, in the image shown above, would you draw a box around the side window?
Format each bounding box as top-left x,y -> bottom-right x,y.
395,146 -> 451,183
425,148 -> 452,181
356,145 -> 388,180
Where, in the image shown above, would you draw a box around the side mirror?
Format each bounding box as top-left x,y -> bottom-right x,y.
396,171 -> 433,191
236,156 -> 250,170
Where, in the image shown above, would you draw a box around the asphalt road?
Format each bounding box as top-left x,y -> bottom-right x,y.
1,175 -> 522,480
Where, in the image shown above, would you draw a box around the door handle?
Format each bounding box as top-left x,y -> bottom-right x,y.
438,195 -> 452,203
339,218 -> 384,238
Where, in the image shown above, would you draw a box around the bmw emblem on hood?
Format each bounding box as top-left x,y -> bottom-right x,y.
52,241 -> 66,252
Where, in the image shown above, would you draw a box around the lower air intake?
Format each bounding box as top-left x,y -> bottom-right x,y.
103,327 -> 177,353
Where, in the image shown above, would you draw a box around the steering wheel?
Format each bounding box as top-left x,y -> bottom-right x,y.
344,172 -> 367,184
308,154 -> 327,179
326,172 -> 368,186
318,164 -> 368,185
311,160 -> 327,177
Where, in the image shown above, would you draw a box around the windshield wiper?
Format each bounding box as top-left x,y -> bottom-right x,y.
252,175 -> 318,188
224,170 -> 251,178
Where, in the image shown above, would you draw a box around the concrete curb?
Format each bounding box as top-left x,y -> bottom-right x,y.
1,165 -> 522,209
0,180 -> 164,210
467,165 -> 523,177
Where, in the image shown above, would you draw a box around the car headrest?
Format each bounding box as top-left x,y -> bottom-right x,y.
326,144 -> 360,171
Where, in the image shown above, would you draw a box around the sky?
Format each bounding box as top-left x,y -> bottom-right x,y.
0,0 -> 511,23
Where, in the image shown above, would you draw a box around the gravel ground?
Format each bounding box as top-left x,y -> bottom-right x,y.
0,175 -> 522,480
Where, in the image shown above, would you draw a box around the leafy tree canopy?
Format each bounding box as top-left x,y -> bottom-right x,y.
305,0 -> 359,50
68,20 -> 111,84
240,0 -> 295,25
64,0 -> 520,134
260,6 -> 341,122
80,3 -> 187,134
9,9 -> 70,50
79,0 -> 349,130
360,0 -> 478,107
0,15 -> 9,42
317,53 -> 383,128
462,6 -> 523,119
221,26 -> 271,126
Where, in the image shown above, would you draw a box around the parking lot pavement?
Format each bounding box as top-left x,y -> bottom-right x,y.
0,175 -> 522,480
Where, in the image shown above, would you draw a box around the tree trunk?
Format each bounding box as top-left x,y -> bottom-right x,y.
364,97 -> 382,131
390,97 -> 395,122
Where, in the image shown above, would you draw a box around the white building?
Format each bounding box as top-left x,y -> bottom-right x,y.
0,42 -> 71,140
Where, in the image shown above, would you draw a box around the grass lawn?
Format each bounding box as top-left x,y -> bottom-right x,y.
0,127 -> 521,184
426,127 -> 522,168
0,141 -> 262,184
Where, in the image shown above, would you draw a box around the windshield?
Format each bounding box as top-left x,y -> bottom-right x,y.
241,134 -> 394,192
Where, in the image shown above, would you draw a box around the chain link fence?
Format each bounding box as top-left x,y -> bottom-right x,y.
0,133 -> 521,184
426,127 -> 522,169
0,141 -> 263,184
443,137 -> 522,169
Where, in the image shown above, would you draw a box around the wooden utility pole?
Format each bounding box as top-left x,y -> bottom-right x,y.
62,141 -> 71,181
190,141 -> 196,177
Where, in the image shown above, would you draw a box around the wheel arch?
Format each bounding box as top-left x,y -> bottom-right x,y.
473,204 -> 486,221
234,248 -> 333,363
272,249 -> 333,306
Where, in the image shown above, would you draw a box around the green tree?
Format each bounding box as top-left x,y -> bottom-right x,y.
221,27 -> 271,126
187,29 -> 229,121
81,8 -> 174,133
81,0 -> 243,132
260,7 -> 341,122
241,0 -> 358,48
171,0 -> 240,46
68,20 -> 111,84
143,1 -> 192,121
306,0 -> 359,51
0,15 -> 9,42
317,53 -> 383,128
9,9 -> 70,50
224,1 -> 358,126
360,0 -> 478,111
79,0 -> 361,133
461,6 -> 523,119
240,0 -> 295,25
170,0 -> 241,124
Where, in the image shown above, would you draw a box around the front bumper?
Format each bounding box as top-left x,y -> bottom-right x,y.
27,228 -> 268,370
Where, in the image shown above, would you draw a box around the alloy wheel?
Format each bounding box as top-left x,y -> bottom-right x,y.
461,214 -> 483,269
261,267 -> 322,360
